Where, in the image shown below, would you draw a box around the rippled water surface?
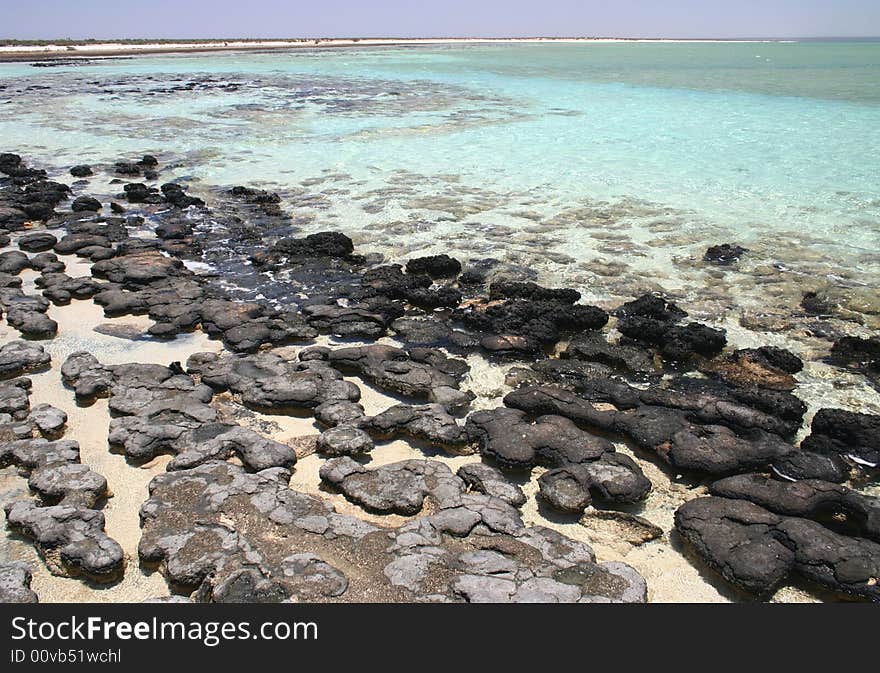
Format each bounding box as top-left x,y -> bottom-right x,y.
1,42 -> 879,305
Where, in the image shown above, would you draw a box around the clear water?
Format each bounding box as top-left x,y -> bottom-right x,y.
1,42 -> 879,305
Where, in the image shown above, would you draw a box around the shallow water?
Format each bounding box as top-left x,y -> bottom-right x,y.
2,42 -> 879,266
1,42 -> 879,390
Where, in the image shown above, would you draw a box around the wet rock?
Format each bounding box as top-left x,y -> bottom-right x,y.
576,377 -> 804,439
802,408 -> 880,468
316,425 -> 374,456
562,331 -> 657,377
0,562 -> 38,603
18,232 -> 58,253
114,161 -> 142,176
457,297 -> 608,350
69,165 -> 93,178
405,254 -> 462,278
0,340 -> 50,378
161,183 -> 204,208
457,463 -> 526,507
4,501 -> 124,583
704,243 -> 748,265
675,496 -> 880,600
71,196 -> 102,212
614,293 -> 688,322
274,231 -> 355,259
489,281 -> 580,304
699,349 -> 798,391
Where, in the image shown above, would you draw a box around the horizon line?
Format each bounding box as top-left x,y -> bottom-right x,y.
2,35 -> 880,41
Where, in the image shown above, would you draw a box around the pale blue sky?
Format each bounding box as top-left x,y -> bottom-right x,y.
3,0 -> 879,40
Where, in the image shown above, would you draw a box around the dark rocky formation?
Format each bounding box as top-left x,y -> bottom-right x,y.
699,348 -> 799,391
69,165 -> 93,178
5,501 -> 124,582
709,474 -> 880,542
503,385 -> 823,479
71,196 -> 102,212
405,254 -> 462,278
18,232 -> 58,252
323,345 -> 469,399
457,463 -> 526,507
801,408 -> 880,469
465,407 -> 649,513
316,425 -> 374,457
574,376 -> 805,439
675,496 -> 880,601
187,350 -> 360,412
562,331 -> 657,378
0,287 -> 58,338
0,340 -> 51,379
466,407 -> 613,470
456,292 -> 609,356
363,403 -> 469,449
613,293 -> 726,364
704,243 -> 748,265
139,461 -> 646,603
320,458 -> 465,515
538,453 -> 652,513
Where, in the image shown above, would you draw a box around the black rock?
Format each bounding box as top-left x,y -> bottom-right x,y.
704,243 -> 748,265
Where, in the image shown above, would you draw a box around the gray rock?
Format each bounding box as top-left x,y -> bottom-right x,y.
316,425 -> 374,456
4,501 -> 124,582
0,562 -> 39,603
0,340 -> 51,379
28,403 -> 67,437
457,463 -> 526,507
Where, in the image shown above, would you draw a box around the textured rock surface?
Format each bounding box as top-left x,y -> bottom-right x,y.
139,461 -> 646,603
0,562 -> 39,603
675,496 -> 880,600
5,501 -> 124,582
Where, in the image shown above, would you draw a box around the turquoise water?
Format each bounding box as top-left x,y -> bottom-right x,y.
1,42 -> 879,301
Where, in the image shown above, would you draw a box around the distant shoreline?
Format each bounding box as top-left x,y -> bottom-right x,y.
0,37 -> 808,62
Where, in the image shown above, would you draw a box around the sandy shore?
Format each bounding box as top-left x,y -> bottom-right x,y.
0,37 -> 793,62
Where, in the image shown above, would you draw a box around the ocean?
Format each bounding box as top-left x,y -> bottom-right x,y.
1,40 -> 878,320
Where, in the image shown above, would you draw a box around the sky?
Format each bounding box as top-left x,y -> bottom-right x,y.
2,0 -> 879,40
